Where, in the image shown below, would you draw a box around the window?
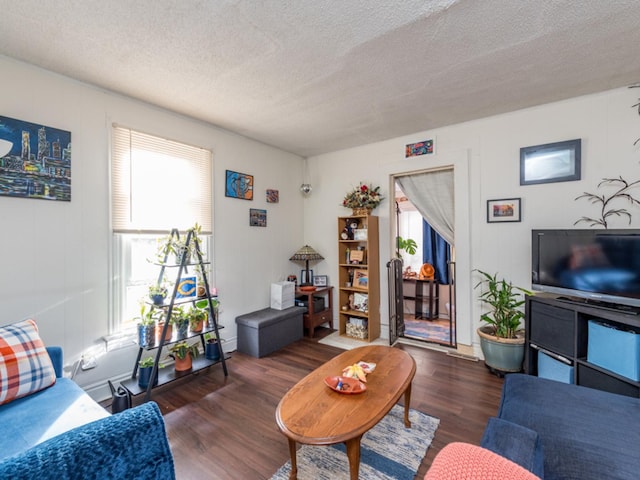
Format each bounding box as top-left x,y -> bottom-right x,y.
110,125 -> 212,334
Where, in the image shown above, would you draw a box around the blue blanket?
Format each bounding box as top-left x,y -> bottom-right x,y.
0,402 -> 175,479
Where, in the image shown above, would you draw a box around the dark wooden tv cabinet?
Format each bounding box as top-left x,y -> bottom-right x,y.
525,293 -> 640,398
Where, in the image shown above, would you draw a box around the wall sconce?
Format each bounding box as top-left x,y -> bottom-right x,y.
300,183 -> 312,195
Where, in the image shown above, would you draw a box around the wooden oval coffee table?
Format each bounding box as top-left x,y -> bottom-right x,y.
275,345 -> 416,479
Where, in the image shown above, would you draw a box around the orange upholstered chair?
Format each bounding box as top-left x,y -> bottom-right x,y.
424,442 -> 541,480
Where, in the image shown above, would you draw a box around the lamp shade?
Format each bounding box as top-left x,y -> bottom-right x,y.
289,245 -> 324,262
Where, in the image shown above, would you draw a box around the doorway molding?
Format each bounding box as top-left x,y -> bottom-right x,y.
383,149 -> 474,348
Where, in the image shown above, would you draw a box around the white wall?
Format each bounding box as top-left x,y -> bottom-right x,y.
0,56 -> 305,399
307,86 -> 640,356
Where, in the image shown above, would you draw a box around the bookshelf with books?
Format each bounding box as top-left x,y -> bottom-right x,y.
337,215 -> 380,341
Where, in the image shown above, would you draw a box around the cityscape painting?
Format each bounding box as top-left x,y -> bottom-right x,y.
0,116 -> 71,201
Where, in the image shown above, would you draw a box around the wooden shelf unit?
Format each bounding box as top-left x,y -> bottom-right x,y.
337,215 -> 380,342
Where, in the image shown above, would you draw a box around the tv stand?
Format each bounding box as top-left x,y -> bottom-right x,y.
556,296 -> 640,315
525,293 -> 640,398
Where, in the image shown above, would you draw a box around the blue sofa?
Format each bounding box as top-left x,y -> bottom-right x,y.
0,347 -> 175,479
481,374 -> 640,480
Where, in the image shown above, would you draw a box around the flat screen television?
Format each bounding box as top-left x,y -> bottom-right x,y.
532,229 -> 640,309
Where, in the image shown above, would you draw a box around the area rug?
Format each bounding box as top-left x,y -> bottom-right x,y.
403,318 -> 455,345
270,405 -> 439,480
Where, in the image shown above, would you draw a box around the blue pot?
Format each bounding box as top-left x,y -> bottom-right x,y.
205,341 -> 220,362
137,366 -> 158,388
138,324 -> 156,348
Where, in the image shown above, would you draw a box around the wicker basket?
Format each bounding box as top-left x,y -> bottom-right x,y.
351,207 -> 372,216
346,323 -> 368,339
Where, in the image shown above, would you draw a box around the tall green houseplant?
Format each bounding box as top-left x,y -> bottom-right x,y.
474,270 -> 532,374
475,270 -> 530,338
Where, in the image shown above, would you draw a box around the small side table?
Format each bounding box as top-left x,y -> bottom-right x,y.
295,286 -> 334,338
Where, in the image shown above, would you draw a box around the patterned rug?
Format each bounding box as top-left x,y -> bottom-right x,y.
403,318 -> 455,345
270,405 -> 439,480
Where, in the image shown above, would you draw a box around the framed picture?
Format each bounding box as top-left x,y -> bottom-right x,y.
520,139 -> 581,185
0,115 -> 72,201
313,275 -> 328,287
487,198 -> 521,223
353,269 -> 368,288
266,189 -> 279,203
405,139 -> 434,158
225,170 -> 254,200
349,249 -> 365,264
249,208 -> 266,226
301,270 -> 313,284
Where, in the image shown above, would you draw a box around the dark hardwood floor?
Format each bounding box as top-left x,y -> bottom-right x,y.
125,333 -> 504,479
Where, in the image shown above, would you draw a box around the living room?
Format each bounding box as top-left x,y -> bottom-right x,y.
2,2 -> 640,479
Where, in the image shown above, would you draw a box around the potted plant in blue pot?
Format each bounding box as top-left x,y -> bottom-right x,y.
204,332 -> 221,362
148,284 -> 168,306
474,270 -> 532,376
134,303 -> 159,348
137,357 -> 162,388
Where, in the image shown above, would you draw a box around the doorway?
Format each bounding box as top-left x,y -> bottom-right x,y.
392,169 -> 456,348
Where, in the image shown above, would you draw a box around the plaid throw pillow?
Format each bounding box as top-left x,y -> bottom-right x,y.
0,319 -> 56,406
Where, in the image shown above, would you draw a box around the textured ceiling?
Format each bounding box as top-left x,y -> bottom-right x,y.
1,1 -> 640,157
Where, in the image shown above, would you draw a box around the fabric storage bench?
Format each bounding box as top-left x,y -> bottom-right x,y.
236,306 -> 305,358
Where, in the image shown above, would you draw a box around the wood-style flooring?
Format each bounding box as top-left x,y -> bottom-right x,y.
125,331 -> 504,479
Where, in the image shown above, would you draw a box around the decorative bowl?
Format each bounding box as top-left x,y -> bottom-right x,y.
324,375 -> 366,394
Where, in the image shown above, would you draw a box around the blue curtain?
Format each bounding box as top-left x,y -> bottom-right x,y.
423,220 -> 451,284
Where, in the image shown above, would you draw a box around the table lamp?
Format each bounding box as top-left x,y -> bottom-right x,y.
289,245 -> 324,285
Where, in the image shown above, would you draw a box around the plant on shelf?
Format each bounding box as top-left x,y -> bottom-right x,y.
474,270 -> 532,376
167,341 -> 199,372
134,302 -> 160,348
188,305 -> 207,333
137,357 -> 163,388
204,332 -> 221,361
148,283 -> 168,305
342,183 -> 384,214
170,305 -> 190,339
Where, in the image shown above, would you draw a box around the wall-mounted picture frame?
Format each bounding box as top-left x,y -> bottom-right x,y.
0,115 -> 72,201
266,189 -> 279,203
225,169 -> 254,200
405,138 -> 434,158
487,198 -> 521,223
313,275 -> 328,287
249,208 -> 266,226
520,138 -> 581,185
353,269 -> 368,288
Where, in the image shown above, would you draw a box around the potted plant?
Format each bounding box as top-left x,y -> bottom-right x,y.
474,270 -> 532,375
168,341 -> 199,372
134,302 -> 158,348
156,313 -> 173,342
170,305 -> 189,339
204,332 -> 221,362
396,236 -> 418,258
137,357 -> 163,388
148,284 -> 168,305
188,305 -> 207,333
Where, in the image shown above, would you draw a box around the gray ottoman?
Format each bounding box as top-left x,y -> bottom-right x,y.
236,306 -> 305,358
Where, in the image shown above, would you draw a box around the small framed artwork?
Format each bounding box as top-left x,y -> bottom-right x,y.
313,275 -> 328,287
353,269 -> 368,288
405,139 -> 434,158
349,249 -> 365,264
249,208 -> 267,226
266,189 -> 279,203
520,139 -> 581,185
225,170 -> 254,200
301,270 -> 313,284
487,198 -> 521,223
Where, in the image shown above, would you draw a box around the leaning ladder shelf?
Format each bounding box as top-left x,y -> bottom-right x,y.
121,227 -> 229,402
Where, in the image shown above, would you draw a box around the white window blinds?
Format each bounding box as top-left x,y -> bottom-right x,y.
111,125 -> 212,233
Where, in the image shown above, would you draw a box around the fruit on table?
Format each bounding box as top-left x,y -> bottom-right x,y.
342,363 -> 367,382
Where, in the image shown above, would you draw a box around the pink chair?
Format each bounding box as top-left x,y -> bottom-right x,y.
425,442 -> 541,480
